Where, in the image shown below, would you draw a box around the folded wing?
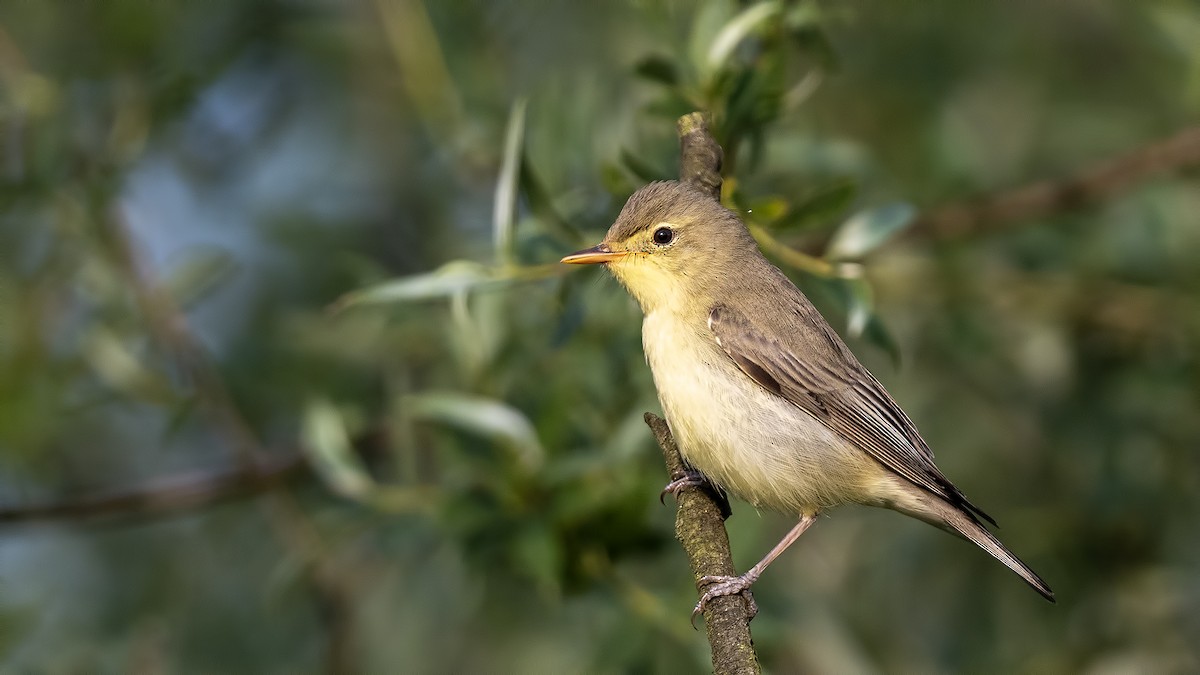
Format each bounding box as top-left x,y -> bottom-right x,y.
708,303 -> 995,525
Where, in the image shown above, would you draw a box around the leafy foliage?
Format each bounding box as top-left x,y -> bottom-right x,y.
1,0 -> 1199,672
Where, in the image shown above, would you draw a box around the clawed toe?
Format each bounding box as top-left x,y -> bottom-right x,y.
659,471 -> 708,504
659,470 -> 732,518
690,574 -> 758,628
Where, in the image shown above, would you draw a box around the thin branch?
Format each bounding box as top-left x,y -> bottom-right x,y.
647,414 -> 760,675
911,126 -> 1200,239
650,111 -> 759,675
103,212 -> 357,675
0,455 -> 305,524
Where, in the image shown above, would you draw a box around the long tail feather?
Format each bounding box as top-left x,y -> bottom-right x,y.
898,493 -> 1055,602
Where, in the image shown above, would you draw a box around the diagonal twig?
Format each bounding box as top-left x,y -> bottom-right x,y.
103,211 -> 358,675
0,454 -> 306,524
910,126 -> 1200,239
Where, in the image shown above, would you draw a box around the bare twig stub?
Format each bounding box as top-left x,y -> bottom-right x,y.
642,112 -> 760,675
911,125 -> 1200,239
678,112 -> 725,202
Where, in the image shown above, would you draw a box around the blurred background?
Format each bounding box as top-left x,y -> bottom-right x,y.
2,0 -> 1199,672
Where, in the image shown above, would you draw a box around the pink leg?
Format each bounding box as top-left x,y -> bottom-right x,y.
692,514 -> 819,624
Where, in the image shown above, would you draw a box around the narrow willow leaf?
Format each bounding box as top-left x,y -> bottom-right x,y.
836,275 -> 901,364
302,397 -> 375,500
634,54 -> 679,86
688,1 -> 735,79
644,90 -> 702,121
842,274 -> 873,338
494,98 -> 527,266
707,1 -> 782,72
770,179 -> 857,232
783,1 -> 823,31
331,261 -> 495,311
406,392 -> 544,471
82,327 -> 173,401
825,202 -> 916,260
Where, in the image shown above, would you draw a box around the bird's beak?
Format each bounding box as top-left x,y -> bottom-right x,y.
560,243 -> 625,265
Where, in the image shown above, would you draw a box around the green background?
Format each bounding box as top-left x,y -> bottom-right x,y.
1,1 -> 1198,672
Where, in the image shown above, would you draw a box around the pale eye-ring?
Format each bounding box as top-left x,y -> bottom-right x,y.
653,226 -> 674,245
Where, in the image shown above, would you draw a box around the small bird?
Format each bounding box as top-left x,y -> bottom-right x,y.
562,180 -> 1054,618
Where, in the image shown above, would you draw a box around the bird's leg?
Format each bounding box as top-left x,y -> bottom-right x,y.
692,514 -> 819,624
660,467 -> 732,518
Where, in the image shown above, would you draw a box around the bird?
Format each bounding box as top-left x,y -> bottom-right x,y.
561,180 -> 1054,619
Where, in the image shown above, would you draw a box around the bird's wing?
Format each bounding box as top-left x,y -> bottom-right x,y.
708,303 -> 994,524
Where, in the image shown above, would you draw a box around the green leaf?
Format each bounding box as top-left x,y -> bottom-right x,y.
825,202 -> 916,260
783,1 -> 823,31
82,327 -> 174,401
302,397 -> 375,500
783,2 -> 839,66
633,54 -> 679,86
1151,5 -> 1200,59
688,1 -> 736,79
642,90 -> 699,120
841,272 -> 873,338
494,98 -> 527,266
331,261 -> 496,310
835,275 -> 901,365
770,179 -> 857,232
707,1 -> 782,73
406,392 -> 544,471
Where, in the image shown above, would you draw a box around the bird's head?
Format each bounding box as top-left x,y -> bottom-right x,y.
561,181 -> 757,313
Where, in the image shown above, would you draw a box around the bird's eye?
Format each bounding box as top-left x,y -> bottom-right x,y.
653,227 -> 674,245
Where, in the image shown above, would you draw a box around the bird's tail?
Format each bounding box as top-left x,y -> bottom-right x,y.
900,495 -> 1055,602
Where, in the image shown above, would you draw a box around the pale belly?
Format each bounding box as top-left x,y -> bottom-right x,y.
643,310 -> 882,514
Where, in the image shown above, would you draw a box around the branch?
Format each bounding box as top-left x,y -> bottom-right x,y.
646,111 -> 758,675
646,414 -> 760,675
911,125 -> 1200,239
0,454 -> 306,524
103,212 -> 358,675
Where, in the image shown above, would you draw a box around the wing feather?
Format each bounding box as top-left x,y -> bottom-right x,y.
708,303 -> 995,525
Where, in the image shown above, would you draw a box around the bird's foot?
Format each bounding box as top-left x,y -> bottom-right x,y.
660,469 -> 733,518
659,470 -> 708,504
690,572 -> 760,628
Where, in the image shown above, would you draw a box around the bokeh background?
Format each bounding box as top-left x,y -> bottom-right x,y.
2,0 -> 1199,672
